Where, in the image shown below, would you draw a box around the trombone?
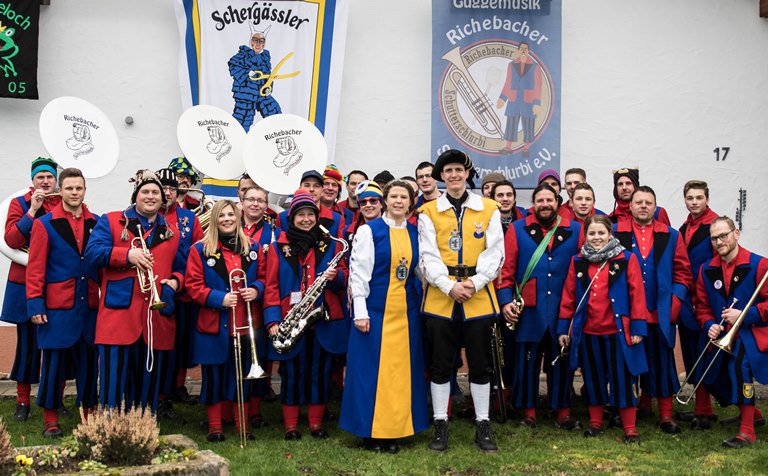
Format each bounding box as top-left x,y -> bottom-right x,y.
229,268 -> 268,448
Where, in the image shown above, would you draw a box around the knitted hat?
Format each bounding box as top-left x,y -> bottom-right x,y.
30,157 -> 58,179
372,170 -> 395,186
156,168 -> 179,188
323,164 -> 344,189
167,156 -> 200,185
612,167 -> 640,199
300,169 -> 324,186
481,172 -> 506,188
288,188 -> 319,220
129,169 -> 167,205
431,149 -> 478,188
537,169 -> 561,187
354,180 -> 383,201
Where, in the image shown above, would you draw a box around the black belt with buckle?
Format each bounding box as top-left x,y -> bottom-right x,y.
447,265 -> 477,281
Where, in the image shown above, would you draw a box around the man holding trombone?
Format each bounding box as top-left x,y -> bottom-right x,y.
85,170 -> 185,412
695,216 -> 768,449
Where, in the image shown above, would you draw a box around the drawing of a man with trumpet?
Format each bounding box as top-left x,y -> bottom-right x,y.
496,42 -> 542,157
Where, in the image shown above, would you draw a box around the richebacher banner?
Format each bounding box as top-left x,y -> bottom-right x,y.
175,0 -> 348,160
432,0 -> 561,188
0,1 -> 40,99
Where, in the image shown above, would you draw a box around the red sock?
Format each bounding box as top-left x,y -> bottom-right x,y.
282,405 -> 299,430
620,407 -> 637,435
638,394 -> 652,411
43,409 -> 59,429
658,397 -> 673,421
556,408 -> 571,423
249,397 -> 262,418
206,403 -> 222,432
754,407 -> 763,420
694,386 -> 714,416
221,400 -> 233,422
17,383 -> 30,405
175,369 -> 187,389
523,407 -> 537,422
233,401 -> 248,433
739,404 -> 756,441
588,405 -> 604,428
308,404 -> 325,429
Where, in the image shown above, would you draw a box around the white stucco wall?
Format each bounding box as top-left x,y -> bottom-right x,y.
0,0 -> 767,307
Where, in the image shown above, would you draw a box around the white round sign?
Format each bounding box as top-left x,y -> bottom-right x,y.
39,97 -> 119,178
244,113 -> 328,195
177,105 -> 247,180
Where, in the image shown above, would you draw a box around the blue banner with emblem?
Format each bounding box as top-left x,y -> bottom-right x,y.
0,1 -> 39,99
431,0 -> 561,189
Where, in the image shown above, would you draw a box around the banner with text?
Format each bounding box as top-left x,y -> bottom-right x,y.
0,1 -> 40,99
175,0 -> 348,162
432,0 -> 561,188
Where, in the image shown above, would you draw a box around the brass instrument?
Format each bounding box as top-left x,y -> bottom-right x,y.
272,226 -> 349,353
131,224 -> 167,311
507,297 -> 523,331
490,321 -> 507,423
229,269 -> 268,448
178,188 -> 214,231
43,192 -> 61,198
442,46 -> 504,139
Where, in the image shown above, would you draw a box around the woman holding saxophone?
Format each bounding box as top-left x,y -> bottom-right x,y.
263,189 -> 349,441
340,180 -> 429,454
185,200 -> 265,442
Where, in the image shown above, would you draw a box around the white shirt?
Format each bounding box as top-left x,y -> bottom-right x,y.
348,214 -> 414,320
417,191 -> 504,296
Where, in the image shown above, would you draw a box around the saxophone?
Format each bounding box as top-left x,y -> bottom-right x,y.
272,225 -> 349,353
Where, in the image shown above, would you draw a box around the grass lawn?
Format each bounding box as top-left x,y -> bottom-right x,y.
2,396 -> 766,475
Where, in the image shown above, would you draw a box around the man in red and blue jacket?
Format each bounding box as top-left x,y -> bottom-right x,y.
85,170 -> 185,413
26,168 -> 99,437
614,185 -> 691,434
1,157 -> 61,422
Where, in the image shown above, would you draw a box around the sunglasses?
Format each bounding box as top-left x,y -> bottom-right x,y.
359,198 -> 380,206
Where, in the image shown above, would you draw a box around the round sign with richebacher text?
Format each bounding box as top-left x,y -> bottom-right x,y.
177,105 -> 247,180
244,113 -> 328,195
39,97 -> 119,178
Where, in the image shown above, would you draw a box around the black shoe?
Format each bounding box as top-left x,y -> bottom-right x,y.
249,416 -> 268,429
583,426 -> 604,437
608,413 -> 623,429
173,386 -> 197,404
756,417 -> 766,427
156,400 -> 181,421
323,410 -> 337,422
14,403 -> 30,422
58,405 -> 73,419
206,431 -> 225,442
636,407 -> 655,419
723,435 -> 754,449
623,434 -> 640,444
310,427 -> 329,439
555,417 -> 581,431
382,439 -> 400,454
428,419 -> 449,452
243,431 -> 256,441
659,420 -> 682,434
284,429 -> 302,441
676,410 -> 695,422
363,438 -> 382,452
520,416 -> 537,428
474,420 -> 498,453
691,417 -> 712,431
43,423 -> 63,438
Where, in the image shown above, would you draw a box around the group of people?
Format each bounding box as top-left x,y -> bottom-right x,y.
2,150 -> 766,454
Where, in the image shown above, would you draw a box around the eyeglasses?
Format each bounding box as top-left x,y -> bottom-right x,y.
416,174 -> 432,180
162,186 -> 177,192
251,38 -> 265,44
243,198 -> 267,205
710,229 -> 735,243
359,198 -> 380,206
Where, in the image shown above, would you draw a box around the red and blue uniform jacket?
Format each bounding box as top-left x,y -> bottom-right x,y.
337,198 -> 357,226
277,205 -> 346,240
162,202 -> 204,303
615,219 -> 691,348
263,231 -> 349,361
1,191 -> 60,324
696,248 -> 768,383
678,208 -> 718,330
185,239 -> 265,366
557,251 -> 649,375
26,203 -> 99,349
84,206 -> 185,349
498,214 -> 582,343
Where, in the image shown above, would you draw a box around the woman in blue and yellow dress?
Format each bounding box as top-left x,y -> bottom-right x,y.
340,180 -> 429,454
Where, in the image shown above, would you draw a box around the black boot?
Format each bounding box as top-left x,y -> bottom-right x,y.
474,419 -> 498,453
428,419 -> 449,452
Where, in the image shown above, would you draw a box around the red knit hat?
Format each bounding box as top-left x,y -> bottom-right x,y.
289,188 -> 319,219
